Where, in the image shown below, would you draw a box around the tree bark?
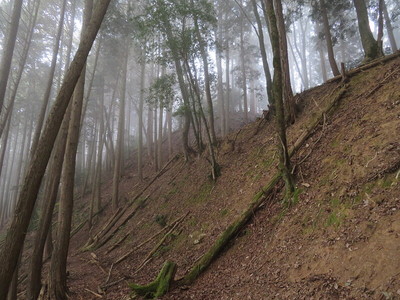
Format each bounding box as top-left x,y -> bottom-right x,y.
273,0 -> 295,123
0,0 -> 111,297
353,0 -> 383,61
320,0 -> 340,76
27,105 -> 71,300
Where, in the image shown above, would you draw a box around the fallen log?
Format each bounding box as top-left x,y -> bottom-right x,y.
114,213 -> 188,265
134,212 -> 188,273
326,50 -> 400,83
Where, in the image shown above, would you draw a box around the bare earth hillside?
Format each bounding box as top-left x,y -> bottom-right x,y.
24,54 -> 400,299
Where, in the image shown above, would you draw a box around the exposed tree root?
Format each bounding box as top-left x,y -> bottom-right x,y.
129,261 -> 177,299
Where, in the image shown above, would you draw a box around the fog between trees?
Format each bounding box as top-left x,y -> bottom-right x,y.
0,0 -> 398,298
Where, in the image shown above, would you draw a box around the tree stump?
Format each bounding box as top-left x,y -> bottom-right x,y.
129,261 -> 177,299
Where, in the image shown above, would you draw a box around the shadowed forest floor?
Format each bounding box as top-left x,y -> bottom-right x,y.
12,54 -> 400,299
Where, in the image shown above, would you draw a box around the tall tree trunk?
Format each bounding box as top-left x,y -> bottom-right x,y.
27,105 -> 71,300
194,14 -> 217,144
0,0 -> 40,138
225,40 -> 231,133
94,77 -> 105,213
167,101 -> 173,157
251,0 -> 273,110
158,100 -> 163,168
0,0 -> 23,117
112,44 -> 128,211
239,15 -> 248,123
30,0 -> 68,157
138,56 -> 146,180
164,25 -> 192,160
0,112 -> 11,181
0,0 -> 111,297
184,61 -> 220,180
154,104 -> 159,170
215,6 -> 226,137
382,0 -> 397,52
264,0 -> 294,199
353,0 -> 383,61
273,0 -> 295,123
377,0 -> 384,50
49,0 -> 93,297
318,41 -> 328,82
320,0 -> 340,76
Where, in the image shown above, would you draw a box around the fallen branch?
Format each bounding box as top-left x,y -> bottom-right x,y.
100,277 -> 127,290
71,204 -> 107,238
114,213 -> 187,265
359,64 -> 400,99
105,229 -> 133,254
135,212 -> 189,274
105,263 -> 114,285
91,195 -> 150,251
84,288 -> 103,298
82,207 -> 123,250
131,154 -> 180,203
83,155 -> 179,251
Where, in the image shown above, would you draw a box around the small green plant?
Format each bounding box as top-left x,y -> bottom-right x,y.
325,211 -> 341,227
220,208 -> 228,216
292,187 -> 303,205
154,214 -> 167,227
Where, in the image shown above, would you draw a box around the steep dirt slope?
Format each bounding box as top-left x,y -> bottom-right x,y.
61,55 -> 400,299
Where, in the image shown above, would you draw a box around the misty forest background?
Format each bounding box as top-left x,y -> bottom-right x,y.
0,0 -> 399,298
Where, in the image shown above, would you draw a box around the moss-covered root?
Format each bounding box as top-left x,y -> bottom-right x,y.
129,261 -> 177,299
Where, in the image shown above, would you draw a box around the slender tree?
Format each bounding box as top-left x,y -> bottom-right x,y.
320,0 -> 340,76
264,0 -> 295,199
30,0 -> 68,157
0,0 -> 23,118
382,0 -> 397,52
273,0 -> 295,123
112,43 -> 129,211
49,0 -> 93,298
